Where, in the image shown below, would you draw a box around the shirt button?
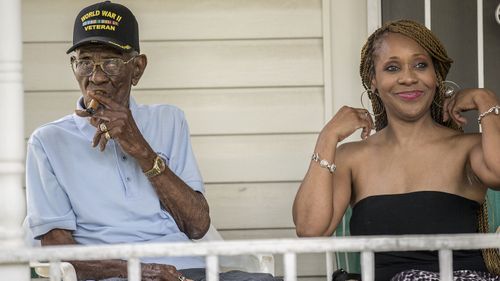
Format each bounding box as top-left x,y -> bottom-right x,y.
122,156 -> 127,161
126,177 -> 131,181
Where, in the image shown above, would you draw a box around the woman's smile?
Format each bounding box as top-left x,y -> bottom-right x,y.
396,90 -> 424,101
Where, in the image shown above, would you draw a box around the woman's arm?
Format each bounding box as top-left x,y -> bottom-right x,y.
445,88 -> 500,189
293,106 -> 373,236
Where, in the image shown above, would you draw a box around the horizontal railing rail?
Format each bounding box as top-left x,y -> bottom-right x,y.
0,233 -> 498,281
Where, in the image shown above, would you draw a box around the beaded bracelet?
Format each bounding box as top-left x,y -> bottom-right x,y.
478,105 -> 500,124
311,153 -> 336,173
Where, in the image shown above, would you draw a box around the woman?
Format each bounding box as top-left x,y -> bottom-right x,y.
292,20 -> 500,281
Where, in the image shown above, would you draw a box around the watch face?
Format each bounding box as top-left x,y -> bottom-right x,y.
145,155 -> 165,178
157,156 -> 166,170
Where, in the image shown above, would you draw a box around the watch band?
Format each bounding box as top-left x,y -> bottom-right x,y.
144,155 -> 166,178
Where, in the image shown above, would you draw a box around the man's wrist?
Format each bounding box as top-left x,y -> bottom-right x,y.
143,154 -> 166,178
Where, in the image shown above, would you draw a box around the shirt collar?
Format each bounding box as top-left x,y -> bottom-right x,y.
73,96 -> 141,141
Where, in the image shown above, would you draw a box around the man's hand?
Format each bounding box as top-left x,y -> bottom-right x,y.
76,91 -> 154,160
41,229 -> 193,281
142,263 -> 192,281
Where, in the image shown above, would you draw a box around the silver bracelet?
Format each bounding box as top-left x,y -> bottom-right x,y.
477,105 -> 500,124
311,153 -> 336,173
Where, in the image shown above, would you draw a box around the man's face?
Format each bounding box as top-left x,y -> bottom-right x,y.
72,45 -> 136,108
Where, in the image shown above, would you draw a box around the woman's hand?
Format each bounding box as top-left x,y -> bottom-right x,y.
320,106 -> 374,144
443,88 -> 498,126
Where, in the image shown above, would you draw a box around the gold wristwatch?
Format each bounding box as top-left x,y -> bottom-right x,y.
144,155 -> 166,178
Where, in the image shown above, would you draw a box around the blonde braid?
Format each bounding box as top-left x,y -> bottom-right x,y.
478,201 -> 500,275
360,19 -> 499,274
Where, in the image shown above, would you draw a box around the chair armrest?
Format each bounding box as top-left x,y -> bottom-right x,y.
219,253 -> 274,275
30,261 -> 77,281
257,254 -> 275,275
194,224 -> 275,275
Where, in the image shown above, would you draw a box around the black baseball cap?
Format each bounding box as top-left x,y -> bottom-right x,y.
67,1 -> 140,54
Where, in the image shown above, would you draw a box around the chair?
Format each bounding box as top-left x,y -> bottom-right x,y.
26,222 -> 274,280
30,262 -> 77,281
195,224 -> 275,274
486,190 -> 500,233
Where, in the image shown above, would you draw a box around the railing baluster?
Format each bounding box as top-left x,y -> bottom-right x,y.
127,257 -> 141,281
49,260 -> 61,281
206,255 -> 219,281
439,250 -> 453,281
283,252 -> 297,281
361,251 -> 374,281
326,251 -> 334,281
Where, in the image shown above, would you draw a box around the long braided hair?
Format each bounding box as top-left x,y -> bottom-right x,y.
358,19 -> 499,275
359,19 -> 459,132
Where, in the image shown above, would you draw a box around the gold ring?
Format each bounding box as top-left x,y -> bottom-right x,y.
99,123 -> 108,132
104,131 -> 112,140
178,276 -> 186,281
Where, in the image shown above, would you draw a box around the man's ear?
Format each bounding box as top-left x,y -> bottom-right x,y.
131,54 -> 147,86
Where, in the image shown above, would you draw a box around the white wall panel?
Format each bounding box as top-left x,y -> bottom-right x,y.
193,134 -> 317,183
22,0 -> 322,42
298,278 -> 325,281
219,228 -> 297,240
137,87 -> 324,135
24,40 -> 323,91
276,253 -> 326,277
24,87 -> 323,138
205,182 -> 298,229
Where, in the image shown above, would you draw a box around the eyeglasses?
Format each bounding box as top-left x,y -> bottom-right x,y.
71,57 -> 136,77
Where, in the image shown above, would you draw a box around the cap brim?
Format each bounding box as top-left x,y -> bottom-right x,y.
66,36 -> 135,54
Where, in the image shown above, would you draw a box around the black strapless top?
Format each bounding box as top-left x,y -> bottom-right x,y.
350,191 -> 487,281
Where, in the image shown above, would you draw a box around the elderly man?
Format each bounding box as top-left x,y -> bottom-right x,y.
26,2 -> 278,281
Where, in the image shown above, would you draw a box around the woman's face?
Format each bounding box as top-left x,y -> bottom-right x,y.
371,32 -> 437,121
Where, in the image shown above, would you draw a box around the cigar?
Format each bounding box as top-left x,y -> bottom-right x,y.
86,99 -> 100,115
85,90 -> 104,114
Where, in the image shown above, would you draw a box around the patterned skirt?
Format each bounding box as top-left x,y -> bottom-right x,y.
391,269 -> 500,281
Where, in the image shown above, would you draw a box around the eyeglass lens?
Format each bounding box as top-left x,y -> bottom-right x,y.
72,58 -> 127,76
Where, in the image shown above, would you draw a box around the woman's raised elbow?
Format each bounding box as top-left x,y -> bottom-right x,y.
295,223 -> 330,237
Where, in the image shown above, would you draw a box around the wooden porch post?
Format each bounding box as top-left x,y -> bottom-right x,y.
0,0 -> 30,279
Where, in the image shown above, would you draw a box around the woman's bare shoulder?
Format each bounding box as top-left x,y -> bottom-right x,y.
336,137 -> 375,162
446,129 -> 481,148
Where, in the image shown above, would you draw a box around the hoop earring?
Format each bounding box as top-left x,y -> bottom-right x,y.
432,80 -> 461,108
442,80 -> 461,98
360,89 -> 385,117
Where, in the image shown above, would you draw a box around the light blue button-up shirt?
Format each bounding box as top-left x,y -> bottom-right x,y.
26,97 -> 205,269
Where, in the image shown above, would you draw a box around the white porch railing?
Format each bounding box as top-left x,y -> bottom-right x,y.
0,233 -> 498,281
